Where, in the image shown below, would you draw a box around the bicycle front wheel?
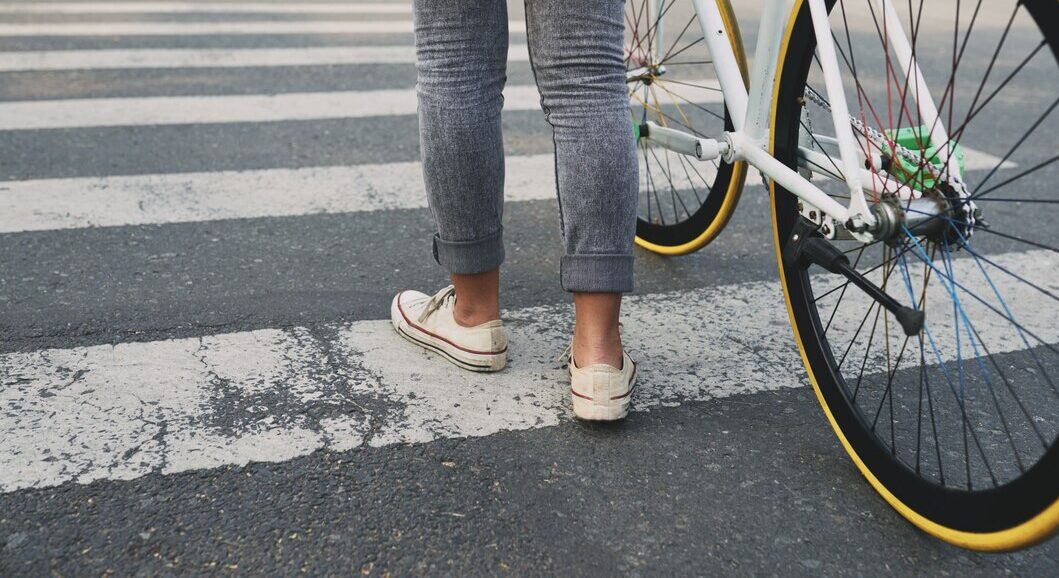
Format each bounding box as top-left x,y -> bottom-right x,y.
770,0 -> 1059,550
626,0 -> 749,255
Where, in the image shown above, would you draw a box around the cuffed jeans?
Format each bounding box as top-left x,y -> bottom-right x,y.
414,0 -> 638,293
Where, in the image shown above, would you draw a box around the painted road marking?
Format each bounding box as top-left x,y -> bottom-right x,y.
0,45 -> 532,72
0,2 -> 413,14
0,81 -> 721,131
0,146 -> 1012,234
0,155 -> 556,233
0,20 -> 527,37
1,250 -> 1054,493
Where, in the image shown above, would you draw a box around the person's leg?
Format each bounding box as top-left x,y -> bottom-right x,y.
572,293 -> 623,367
414,0 -> 508,324
391,0 -> 508,373
523,0 -> 638,368
451,269 -> 500,327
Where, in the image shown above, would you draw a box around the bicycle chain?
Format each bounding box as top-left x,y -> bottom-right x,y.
802,85 -> 940,183
801,85 -> 977,238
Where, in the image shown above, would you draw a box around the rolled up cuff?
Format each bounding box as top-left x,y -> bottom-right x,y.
560,253 -> 634,293
432,228 -> 505,275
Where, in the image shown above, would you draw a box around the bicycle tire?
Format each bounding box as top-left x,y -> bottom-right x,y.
628,0 -> 749,255
770,0 -> 1059,551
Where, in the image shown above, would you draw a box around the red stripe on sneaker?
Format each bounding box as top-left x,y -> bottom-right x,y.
571,389 -> 594,400
397,291 -> 507,356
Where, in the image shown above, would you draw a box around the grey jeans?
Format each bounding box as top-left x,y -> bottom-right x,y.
414,0 -> 638,293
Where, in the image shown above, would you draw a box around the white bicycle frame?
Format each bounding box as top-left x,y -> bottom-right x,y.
646,0 -> 958,239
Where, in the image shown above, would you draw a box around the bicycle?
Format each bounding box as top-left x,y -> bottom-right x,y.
624,0 -> 1058,551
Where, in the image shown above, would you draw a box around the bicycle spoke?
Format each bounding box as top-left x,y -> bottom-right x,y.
940,239 -> 1027,475
784,0 -> 1057,505
973,153 -> 1059,201
970,97 -> 1058,197
972,227 -> 1059,255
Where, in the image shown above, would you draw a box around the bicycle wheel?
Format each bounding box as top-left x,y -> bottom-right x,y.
770,0 -> 1059,550
626,0 -> 749,255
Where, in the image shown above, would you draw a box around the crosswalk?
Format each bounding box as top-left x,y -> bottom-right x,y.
4,249 -> 1055,493
0,0 -> 1039,500
0,0 -> 599,495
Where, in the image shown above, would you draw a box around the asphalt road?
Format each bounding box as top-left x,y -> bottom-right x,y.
1,1 -> 1057,575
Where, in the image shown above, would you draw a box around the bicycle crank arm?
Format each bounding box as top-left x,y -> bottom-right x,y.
639,121 -> 727,161
784,220 -> 924,336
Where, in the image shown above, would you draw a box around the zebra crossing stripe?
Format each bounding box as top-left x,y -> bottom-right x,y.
1,249 -> 1053,493
0,81 -> 723,130
0,147 -> 1014,234
0,2 -> 414,14
0,20 -> 527,37
0,155 -> 556,233
0,45 -> 533,72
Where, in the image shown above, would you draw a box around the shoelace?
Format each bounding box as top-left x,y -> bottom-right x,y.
416,284 -> 457,324
554,342 -> 572,369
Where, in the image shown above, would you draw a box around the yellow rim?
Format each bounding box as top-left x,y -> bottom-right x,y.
768,0 -> 1059,552
633,0 -> 749,256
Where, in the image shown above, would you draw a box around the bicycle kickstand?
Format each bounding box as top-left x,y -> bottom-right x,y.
783,220 -> 925,337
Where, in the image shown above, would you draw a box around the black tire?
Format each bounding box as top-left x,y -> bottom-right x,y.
626,0 -> 749,255
770,0 -> 1059,550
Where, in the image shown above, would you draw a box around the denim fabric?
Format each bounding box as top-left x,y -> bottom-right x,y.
413,0 -> 638,293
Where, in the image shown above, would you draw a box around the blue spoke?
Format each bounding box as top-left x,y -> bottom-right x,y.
940,239 -> 1026,473
958,243 -> 1059,304
903,232 -> 1000,487
901,230 -> 1059,359
949,226 -> 1058,400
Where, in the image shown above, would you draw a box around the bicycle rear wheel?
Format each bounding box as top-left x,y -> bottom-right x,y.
626,0 -> 749,255
771,0 -> 1059,550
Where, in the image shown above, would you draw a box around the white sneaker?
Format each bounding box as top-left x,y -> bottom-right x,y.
390,285 -> 507,372
567,349 -> 637,421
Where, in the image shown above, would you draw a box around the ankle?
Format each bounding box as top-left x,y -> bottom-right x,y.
453,301 -> 500,327
571,332 -> 624,368
451,269 -> 501,328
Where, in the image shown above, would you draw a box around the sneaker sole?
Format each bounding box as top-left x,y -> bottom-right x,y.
390,296 -> 506,373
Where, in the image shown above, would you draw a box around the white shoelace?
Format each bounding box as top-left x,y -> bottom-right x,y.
554,342 -> 573,369
416,284 -> 457,324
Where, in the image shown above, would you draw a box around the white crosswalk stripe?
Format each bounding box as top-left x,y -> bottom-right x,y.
0,155 -> 556,233
0,81 -> 723,130
1,249 -> 1054,493
0,45 -> 533,72
0,20 -> 527,36
0,86 -> 535,130
0,2 -> 414,14
0,147 -> 1012,234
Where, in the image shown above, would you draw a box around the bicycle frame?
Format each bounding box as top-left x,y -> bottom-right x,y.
656,0 -> 959,239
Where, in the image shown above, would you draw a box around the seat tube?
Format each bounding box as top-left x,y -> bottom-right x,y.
692,0 -> 748,132
806,0 -> 874,229
877,0 -> 957,175
743,0 -> 795,142
649,0 -> 665,65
